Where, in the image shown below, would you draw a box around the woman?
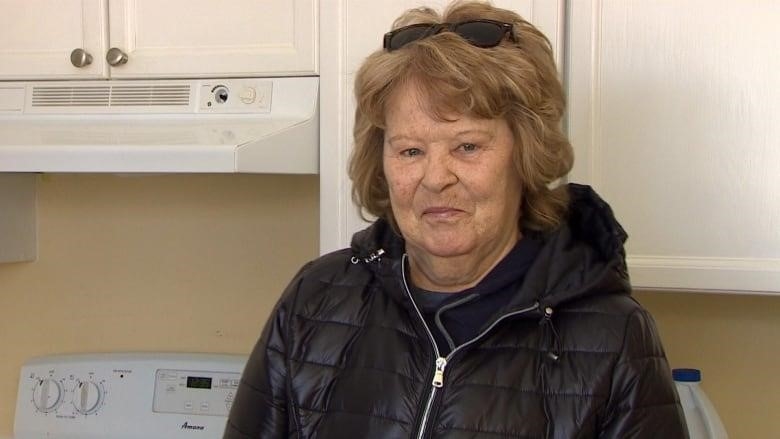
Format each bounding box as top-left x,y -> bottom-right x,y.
225,1 -> 688,438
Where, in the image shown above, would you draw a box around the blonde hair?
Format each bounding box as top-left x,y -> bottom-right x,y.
349,0 -> 573,232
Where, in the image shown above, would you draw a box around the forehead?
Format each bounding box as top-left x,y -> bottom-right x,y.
384,81 -> 455,125
384,80 -> 498,136
385,75 -> 469,117
385,79 -> 436,116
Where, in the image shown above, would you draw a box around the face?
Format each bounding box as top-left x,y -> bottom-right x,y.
382,81 -> 523,260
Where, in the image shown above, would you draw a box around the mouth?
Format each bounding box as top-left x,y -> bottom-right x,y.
422,206 -> 464,219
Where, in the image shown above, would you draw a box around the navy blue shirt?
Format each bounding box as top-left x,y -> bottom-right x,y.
410,235 -> 542,356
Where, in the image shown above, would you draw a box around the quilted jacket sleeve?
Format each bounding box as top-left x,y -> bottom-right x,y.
599,306 -> 689,439
223,276 -> 301,439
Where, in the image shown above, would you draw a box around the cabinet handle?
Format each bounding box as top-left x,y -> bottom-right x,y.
106,48 -> 129,66
70,49 -> 93,68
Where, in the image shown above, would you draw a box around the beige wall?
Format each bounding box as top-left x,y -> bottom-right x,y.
1,174 -> 778,438
0,174 -> 320,435
635,291 -> 780,439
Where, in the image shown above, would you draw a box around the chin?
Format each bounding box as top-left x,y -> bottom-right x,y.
418,238 -> 473,258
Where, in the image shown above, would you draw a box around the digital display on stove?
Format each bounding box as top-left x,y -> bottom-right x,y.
186,376 -> 212,389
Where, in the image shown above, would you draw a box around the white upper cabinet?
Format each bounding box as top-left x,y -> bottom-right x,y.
0,0 -> 108,79
0,0 -> 317,79
567,0 -> 779,293
319,0 -> 565,254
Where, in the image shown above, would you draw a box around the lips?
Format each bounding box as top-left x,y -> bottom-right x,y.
422,206 -> 464,218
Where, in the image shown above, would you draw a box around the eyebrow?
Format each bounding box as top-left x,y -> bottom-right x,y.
454,129 -> 495,140
385,134 -> 415,145
385,129 -> 495,145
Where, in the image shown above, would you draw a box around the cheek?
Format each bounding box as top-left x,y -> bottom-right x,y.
475,167 -> 522,214
384,163 -> 416,206
387,178 -> 415,210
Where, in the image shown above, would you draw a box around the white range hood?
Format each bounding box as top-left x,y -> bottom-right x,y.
0,76 -> 318,173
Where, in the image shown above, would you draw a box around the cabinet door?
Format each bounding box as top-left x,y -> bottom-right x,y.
567,0 -> 780,293
0,0 -> 108,79
319,0 -> 565,254
107,0 -> 317,78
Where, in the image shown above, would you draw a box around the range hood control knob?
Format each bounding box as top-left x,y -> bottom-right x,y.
213,85 -> 229,104
32,378 -> 63,413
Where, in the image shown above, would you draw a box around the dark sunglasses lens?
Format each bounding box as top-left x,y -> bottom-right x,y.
454,21 -> 505,47
389,25 -> 436,50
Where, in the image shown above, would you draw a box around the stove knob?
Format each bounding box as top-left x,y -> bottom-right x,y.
72,380 -> 104,415
32,378 -> 63,413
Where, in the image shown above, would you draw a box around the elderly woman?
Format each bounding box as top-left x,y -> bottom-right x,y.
225,1 -> 687,438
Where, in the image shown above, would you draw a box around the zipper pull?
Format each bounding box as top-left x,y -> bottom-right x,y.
432,357 -> 447,388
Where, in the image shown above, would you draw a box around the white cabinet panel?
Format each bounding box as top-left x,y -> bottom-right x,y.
0,0 -> 107,79
319,0 -> 565,253
108,0 -> 317,77
567,0 -> 780,293
0,0 -> 317,79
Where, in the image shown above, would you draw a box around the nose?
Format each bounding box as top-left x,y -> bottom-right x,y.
420,150 -> 458,192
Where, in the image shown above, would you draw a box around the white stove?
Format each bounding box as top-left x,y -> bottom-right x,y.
13,353 -> 247,439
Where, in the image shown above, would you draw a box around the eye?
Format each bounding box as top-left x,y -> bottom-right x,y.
401,147 -> 423,157
458,143 -> 479,152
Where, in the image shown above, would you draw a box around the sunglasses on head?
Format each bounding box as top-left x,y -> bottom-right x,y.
383,19 -> 516,52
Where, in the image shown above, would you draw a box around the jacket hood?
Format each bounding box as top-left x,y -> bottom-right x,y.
524,184 -> 630,309
349,183 -> 631,308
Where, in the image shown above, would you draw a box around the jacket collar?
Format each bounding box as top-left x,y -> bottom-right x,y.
349,183 -> 631,310
518,183 -> 630,310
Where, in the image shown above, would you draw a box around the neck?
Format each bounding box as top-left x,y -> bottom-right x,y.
407,230 -> 520,293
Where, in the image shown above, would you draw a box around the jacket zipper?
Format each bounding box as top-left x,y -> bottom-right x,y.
401,254 -> 541,439
401,254 -> 443,439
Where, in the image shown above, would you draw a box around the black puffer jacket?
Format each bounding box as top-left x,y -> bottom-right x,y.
225,184 -> 688,438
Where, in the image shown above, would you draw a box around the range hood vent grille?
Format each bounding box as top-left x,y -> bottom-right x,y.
1,77 -> 319,174
31,85 -> 191,108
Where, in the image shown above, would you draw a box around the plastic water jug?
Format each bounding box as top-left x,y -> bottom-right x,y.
673,368 -> 728,439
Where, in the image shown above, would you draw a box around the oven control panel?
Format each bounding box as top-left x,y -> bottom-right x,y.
14,353 -> 247,439
153,368 -> 239,416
